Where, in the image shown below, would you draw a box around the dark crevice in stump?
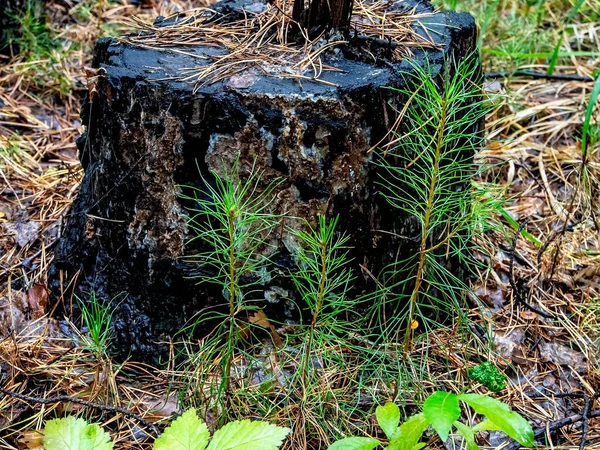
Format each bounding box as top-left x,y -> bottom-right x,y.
292,0 -> 354,37
49,0 -> 480,361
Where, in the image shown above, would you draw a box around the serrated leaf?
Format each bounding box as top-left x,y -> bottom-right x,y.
453,421 -> 480,450
457,394 -> 534,447
327,437 -> 380,450
376,402 -> 400,439
43,416 -> 113,450
84,425 -> 114,450
422,391 -> 460,442
153,409 -> 209,450
206,419 -> 290,450
388,413 -> 429,450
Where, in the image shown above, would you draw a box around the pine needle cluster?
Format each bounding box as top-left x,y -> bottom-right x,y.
371,54 -> 491,350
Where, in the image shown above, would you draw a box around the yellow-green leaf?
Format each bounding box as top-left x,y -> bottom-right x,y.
43,416 -> 113,450
376,402 -> 400,439
153,409 -> 209,450
457,394 -> 534,447
328,437 -> 381,450
422,391 -> 460,442
388,413 -> 429,450
206,419 -> 290,450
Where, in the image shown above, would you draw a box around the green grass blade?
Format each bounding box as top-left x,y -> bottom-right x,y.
582,74 -> 600,157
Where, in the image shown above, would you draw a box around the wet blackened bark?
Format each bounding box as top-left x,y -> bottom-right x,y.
292,0 -> 354,36
49,0 -> 480,361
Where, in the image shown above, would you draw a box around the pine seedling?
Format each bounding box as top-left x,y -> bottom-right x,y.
373,54 -> 491,351
179,160 -> 282,419
289,215 -> 354,384
75,291 -> 114,358
284,215 -> 359,444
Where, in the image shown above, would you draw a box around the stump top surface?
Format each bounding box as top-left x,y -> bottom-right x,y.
95,0 -> 475,98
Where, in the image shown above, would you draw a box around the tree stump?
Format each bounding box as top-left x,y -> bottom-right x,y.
51,0 -> 479,359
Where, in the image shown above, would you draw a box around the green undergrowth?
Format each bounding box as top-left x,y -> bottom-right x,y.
329,391 -> 533,450
433,0 -> 600,72
3,0 -> 72,95
467,362 -> 507,392
33,393 -> 532,450
369,54 -> 493,349
168,54 -> 504,446
39,409 -> 290,450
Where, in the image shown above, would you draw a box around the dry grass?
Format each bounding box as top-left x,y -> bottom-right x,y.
1,0 -> 600,448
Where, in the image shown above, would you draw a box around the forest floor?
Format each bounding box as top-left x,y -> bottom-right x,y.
0,0 -> 599,449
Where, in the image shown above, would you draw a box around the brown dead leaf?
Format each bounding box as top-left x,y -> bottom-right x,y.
249,310 -> 271,329
539,342 -> 588,374
26,284 -> 49,319
139,393 -> 180,420
249,310 -> 282,348
0,291 -> 28,337
3,220 -> 40,248
474,283 -> 506,309
494,329 -> 529,364
19,430 -> 44,449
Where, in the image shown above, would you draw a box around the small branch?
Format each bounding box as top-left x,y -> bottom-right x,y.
485,70 -> 594,82
0,383 -> 160,436
506,390 -> 600,450
579,396 -> 591,450
504,409 -> 600,450
508,220 -> 555,319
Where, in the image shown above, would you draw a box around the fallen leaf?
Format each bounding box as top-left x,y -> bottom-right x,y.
493,329 -> 527,364
249,310 -> 282,348
0,291 -> 28,337
539,342 -> 587,374
474,284 -> 506,309
3,220 -> 40,248
27,284 -> 49,319
19,430 -> 44,449
139,393 -> 180,420
249,310 -> 271,329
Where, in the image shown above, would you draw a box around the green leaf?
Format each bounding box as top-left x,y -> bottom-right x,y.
422,391 -> 460,442
453,421 -> 480,450
153,409 -> 210,450
206,419 -> 290,450
472,419 -> 502,432
43,416 -> 113,450
388,413 -> 429,450
328,437 -> 381,450
581,74 -> 600,156
376,402 -> 400,439
457,394 -> 534,447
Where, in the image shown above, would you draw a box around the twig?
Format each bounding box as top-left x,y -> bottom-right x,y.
508,220 -> 555,319
485,70 -> 594,82
580,396 -> 591,450
0,382 -> 160,436
518,390 -> 600,450
504,409 -> 600,450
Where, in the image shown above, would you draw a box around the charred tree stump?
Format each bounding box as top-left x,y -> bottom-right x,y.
292,0 -> 354,36
50,0 -> 480,360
